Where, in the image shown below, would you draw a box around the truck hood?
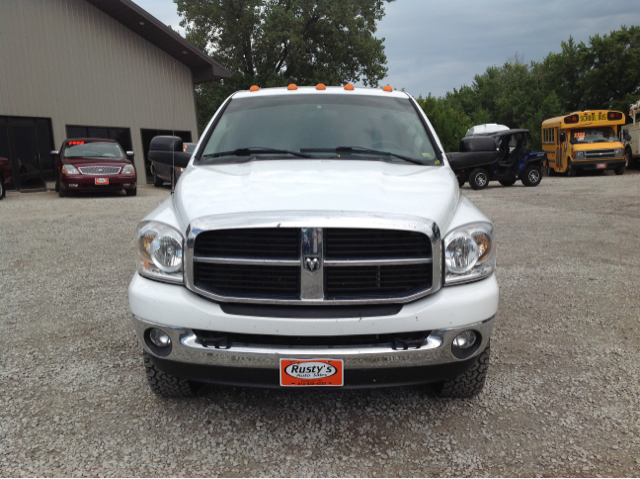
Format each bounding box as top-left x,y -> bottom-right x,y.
173,159 -> 459,230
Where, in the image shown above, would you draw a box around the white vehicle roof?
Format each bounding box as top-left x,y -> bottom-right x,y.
233,85 -> 410,100
465,123 -> 510,137
630,100 -> 640,112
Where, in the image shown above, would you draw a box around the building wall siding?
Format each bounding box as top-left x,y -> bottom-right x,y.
0,0 -> 199,177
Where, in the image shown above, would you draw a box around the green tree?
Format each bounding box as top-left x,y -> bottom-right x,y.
415,95 -> 472,152
175,0 -> 394,131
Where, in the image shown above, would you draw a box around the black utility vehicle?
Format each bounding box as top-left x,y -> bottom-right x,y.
448,129 -> 545,190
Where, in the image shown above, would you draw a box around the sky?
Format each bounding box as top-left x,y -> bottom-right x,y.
133,0 -> 640,98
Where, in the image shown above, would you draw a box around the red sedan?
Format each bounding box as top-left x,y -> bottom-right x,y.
53,139 -> 137,197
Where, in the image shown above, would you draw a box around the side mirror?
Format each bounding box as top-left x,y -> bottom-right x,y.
50,150 -> 59,156
126,151 -> 135,158
559,131 -> 566,143
623,131 -> 631,142
148,136 -> 191,168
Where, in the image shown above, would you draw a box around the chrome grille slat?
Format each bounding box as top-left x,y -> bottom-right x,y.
77,166 -> 121,175
185,212 -> 442,305
584,149 -> 615,159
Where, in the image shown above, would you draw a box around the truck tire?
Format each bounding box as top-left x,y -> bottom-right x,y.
614,164 -> 625,176
152,167 -> 163,187
143,351 -> 199,397
434,343 -> 490,398
566,160 -> 577,177
625,149 -> 633,169
521,166 -> 542,187
125,187 -> 137,196
469,168 -> 489,190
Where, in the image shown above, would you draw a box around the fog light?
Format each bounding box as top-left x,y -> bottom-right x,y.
69,184 -> 78,187
452,330 -> 476,349
149,328 -> 171,348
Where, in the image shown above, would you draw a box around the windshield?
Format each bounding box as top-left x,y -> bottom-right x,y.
64,141 -> 125,159
570,127 -> 617,144
199,94 -> 439,165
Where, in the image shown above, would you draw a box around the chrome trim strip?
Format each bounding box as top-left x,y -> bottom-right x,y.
300,227 -> 324,300
194,256 -> 300,266
132,315 -> 494,369
185,211 -> 442,305
324,258 -> 433,267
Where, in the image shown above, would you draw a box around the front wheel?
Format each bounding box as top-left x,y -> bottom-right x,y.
521,166 -> 542,187
625,149 -> 633,169
125,187 -> 137,196
152,167 -> 163,187
0,179 -> 4,199
614,164 -> 625,176
143,351 -> 200,398
567,160 -> 577,177
433,343 -> 490,398
54,173 -> 60,192
59,186 -> 68,198
469,168 -> 489,190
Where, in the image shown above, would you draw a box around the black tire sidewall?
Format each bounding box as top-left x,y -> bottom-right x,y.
522,166 -> 542,186
469,169 -> 489,190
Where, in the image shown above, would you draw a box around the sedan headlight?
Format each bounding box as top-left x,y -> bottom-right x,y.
61,164 -> 80,174
137,221 -> 184,283
574,150 -> 586,160
614,148 -> 623,158
444,222 -> 495,285
122,164 -> 135,174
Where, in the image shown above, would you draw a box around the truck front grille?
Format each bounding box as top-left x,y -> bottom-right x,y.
584,149 -> 616,159
191,226 -> 435,304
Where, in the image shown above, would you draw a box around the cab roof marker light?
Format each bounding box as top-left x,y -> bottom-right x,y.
287,84 -> 297,90
249,85 -> 260,92
344,83 -> 355,90
316,83 -> 326,90
383,85 -> 393,92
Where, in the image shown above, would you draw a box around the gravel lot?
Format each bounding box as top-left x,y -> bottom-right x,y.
2,170 -> 640,477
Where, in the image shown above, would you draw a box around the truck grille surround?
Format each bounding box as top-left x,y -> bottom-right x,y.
584,149 -> 616,159
190,225 -> 438,304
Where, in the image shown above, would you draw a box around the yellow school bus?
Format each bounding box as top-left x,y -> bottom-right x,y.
542,110 -> 626,176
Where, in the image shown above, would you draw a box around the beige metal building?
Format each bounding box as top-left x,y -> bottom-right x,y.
0,0 -> 229,190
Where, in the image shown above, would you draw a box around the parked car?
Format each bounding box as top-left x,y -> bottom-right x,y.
0,155 -> 11,199
150,142 -> 195,187
130,84 -> 499,398
449,129 -> 545,189
52,139 -> 137,197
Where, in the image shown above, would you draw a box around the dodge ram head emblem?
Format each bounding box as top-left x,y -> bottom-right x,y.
304,257 -> 320,272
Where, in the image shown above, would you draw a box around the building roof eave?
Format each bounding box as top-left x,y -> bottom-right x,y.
84,0 -> 230,83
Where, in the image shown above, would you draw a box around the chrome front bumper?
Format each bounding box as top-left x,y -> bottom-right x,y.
132,315 -> 494,370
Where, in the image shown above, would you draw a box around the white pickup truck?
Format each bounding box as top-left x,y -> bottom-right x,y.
129,85 -> 499,398
622,100 -> 640,168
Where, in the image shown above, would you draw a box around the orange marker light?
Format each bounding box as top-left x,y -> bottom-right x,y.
383,85 -> 393,92
344,83 -> 355,91
316,83 -> 326,90
249,85 -> 260,92
288,84 -> 298,90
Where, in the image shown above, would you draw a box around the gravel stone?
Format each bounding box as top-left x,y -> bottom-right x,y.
1,171 -> 640,476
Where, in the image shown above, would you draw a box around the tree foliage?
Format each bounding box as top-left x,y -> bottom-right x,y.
419,26 -> 640,151
175,0 -> 394,131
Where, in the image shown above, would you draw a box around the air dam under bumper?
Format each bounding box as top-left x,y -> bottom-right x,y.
573,159 -> 624,171
129,273 -> 498,388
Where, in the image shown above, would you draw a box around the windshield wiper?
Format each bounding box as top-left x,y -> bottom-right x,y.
302,147 -> 424,165
202,147 -> 311,159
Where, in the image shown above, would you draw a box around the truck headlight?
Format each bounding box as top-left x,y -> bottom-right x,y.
614,148 -> 623,158
574,150 -> 586,160
444,222 -> 495,285
122,164 -> 135,174
137,221 -> 184,283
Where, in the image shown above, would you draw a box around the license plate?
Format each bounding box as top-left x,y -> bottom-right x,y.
95,178 -> 109,185
280,359 -> 344,387
596,163 -> 606,169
